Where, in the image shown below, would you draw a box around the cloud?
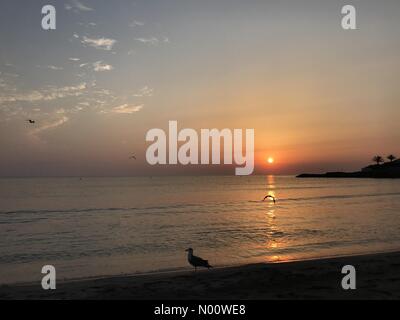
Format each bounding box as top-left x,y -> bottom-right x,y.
0,83 -> 87,104
129,20 -> 144,27
65,0 -> 93,12
111,104 -> 143,114
132,86 -> 153,97
1,72 -> 19,78
37,65 -> 64,71
134,37 -> 170,46
31,116 -> 69,136
81,36 -> 116,50
93,61 -> 113,72
135,37 -> 159,45
69,58 -> 80,61
0,79 -> 7,88
48,65 -> 63,70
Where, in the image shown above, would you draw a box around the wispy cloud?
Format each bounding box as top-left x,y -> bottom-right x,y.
93,61 -> 113,72
65,0 -> 93,12
37,65 -> 64,71
30,116 -> 69,136
129,20 -> 144,27
0,83 -> 87,104
69,58 -> 80,62
0,73 -> 18,94
48,65 -> 64,70
135,37 -> 159,45
81,36 -> 116,50
132,86 -> 153,97
1,72 -> 19,78
134,37 -> 169,46
111,104 -> 143,114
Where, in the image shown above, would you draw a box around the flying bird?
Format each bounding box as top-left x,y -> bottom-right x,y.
185,248 -> 212,271
263,195 -> 276,204
26,119 -> 36,124
129,155 -> 137,160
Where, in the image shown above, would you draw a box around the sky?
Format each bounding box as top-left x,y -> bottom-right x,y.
0,0 -> 399,177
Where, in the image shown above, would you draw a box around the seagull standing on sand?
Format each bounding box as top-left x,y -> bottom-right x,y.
263,195 -> 276,204
185,248 -> 212,271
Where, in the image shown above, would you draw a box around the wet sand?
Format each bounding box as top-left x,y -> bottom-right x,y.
1,251 -> 399,300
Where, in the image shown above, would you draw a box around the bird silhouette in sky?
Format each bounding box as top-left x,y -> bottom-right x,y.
26,119 -> 36,124
129,155 -> 137,160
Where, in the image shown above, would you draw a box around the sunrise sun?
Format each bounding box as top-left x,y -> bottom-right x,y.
267,157 -> 274,164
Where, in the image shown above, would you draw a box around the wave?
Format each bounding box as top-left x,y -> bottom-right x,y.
283,191 -> 400,202
0,203 -> 202,216
2,190 -> 400,217
249,191 -> 400,203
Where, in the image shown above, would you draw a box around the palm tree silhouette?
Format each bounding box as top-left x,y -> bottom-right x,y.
372,155 -> 384,165
387,154 -> 397,162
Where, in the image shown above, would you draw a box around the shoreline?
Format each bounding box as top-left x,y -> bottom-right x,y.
3,247 -> 399,286
1,251 -> 400,300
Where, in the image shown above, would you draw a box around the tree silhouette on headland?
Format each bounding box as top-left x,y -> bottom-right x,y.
372,155 -> 384,165
387,154 -> 397,162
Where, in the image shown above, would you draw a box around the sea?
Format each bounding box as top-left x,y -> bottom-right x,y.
1,176 -> 400,284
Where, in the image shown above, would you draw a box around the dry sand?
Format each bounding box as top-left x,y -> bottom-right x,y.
1,251 -> 399,300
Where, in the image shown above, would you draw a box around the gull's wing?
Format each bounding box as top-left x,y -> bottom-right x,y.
191,255 -> 210,267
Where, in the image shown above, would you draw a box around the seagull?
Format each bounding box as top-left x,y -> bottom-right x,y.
26,119 -> 36,124
185,248 -> 212,271
129,155 -> 137,160
263,195 -> 276,204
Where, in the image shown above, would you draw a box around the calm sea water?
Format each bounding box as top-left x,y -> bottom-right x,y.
1,176 -> 400,284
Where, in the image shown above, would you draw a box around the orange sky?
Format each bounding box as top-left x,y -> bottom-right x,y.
0,0 -> 399,176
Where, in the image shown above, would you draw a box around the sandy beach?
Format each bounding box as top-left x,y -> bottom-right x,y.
1,251 -> 399,300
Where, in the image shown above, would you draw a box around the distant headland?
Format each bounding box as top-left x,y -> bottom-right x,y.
298,155 -> 400,179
